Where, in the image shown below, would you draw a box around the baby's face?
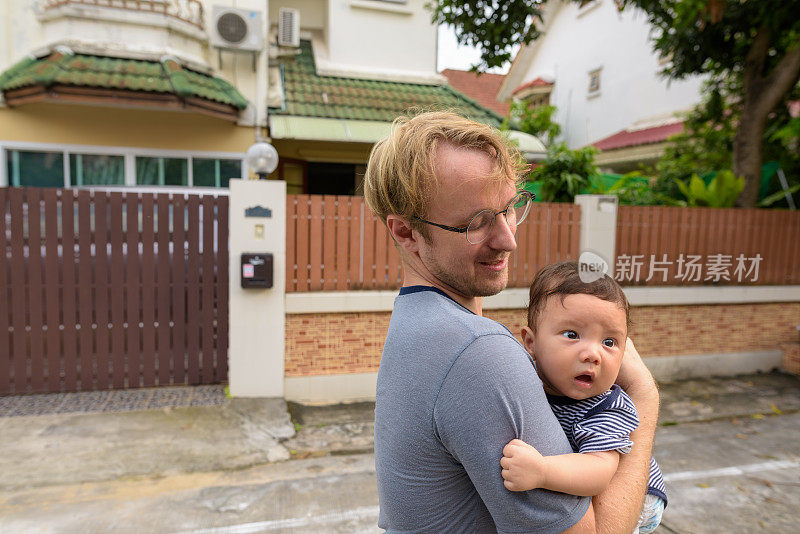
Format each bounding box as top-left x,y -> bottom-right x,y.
522,294 -> 627,399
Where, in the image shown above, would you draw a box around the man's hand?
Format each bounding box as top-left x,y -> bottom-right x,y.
615,338 -> 656,393
500,439 -> 547,491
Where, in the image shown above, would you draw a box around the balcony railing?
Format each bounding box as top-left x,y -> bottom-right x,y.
41,0 -> 204,30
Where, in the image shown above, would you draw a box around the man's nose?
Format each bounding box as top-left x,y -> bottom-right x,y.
486,213 -> 517,252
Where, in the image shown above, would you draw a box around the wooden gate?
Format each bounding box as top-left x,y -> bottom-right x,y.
0,187 -> 229,395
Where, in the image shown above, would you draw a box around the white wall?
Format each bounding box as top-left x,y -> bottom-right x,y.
322,0 -> 439,83
518,0 -> 704,148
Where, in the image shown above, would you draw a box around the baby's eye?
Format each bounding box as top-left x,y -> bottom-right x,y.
561,331 -> 578,340
603,338 -> 616,348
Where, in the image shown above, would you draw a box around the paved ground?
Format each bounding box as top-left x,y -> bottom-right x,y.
1,372 -> 799,533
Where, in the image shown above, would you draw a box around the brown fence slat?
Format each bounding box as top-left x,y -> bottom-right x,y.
200,196 -> 215,384
171,194 -> 186,384
285,195 -> 296,291
186,195 -> 200,384
216,196 -> 229,382
94,191 -> 112,389
558,204 -> 571,263
374,218 -> 388,289
75,190 -> 93,391
661,207 -> 676,283
348,198 -> 362,289
43,190 -> 61,392
363,206 -> 377,289
511,210 -> 529,287
295,195 -> 310,292
537,204 -> 550,273
569,204 -> 581,260
9,189 -> 26,392
125,193 -> 141,388
109,193 -> 126,388
26,189 -> 46,392
322,195 -> 336,290
140,193 -> 156,387
789,212 -> 800,284
156,194 -> 172,386
335,196 -> 350,290
62,190 -> 80,391
308,196 -> 323,291
766,211 -> 783,284
0,190 -> 8,393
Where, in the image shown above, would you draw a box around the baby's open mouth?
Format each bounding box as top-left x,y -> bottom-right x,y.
574,374 -> 593,387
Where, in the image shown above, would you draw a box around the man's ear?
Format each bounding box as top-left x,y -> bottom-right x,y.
386,214 -> 419,253
520,326 -> 536,359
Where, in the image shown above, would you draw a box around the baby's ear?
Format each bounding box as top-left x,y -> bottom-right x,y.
520,326 -> 535,357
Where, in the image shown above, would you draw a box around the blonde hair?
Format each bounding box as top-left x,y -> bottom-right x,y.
363,111 -> 528,238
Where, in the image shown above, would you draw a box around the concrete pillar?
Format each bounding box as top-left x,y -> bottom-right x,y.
574,194 -> 618,277
228,179 -> 286,397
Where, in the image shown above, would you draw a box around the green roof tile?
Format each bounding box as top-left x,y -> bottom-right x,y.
0,51 -> 248,110
270,40 -> 504,127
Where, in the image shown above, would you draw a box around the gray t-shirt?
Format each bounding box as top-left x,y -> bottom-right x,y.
375,286 -> 590,533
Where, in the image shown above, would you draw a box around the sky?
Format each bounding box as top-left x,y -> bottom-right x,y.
436,25 -> 511,74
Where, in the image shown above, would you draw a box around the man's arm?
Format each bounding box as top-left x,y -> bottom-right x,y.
501,440 -> 619,496
562,338 -> 660,534
435,334 -> 590,533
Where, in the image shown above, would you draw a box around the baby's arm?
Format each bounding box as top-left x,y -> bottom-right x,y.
501,438 -> 620,496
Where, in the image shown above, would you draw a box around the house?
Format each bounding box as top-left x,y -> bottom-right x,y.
0,0 -> 544,193
497,0 -> 703,172
441,69 -> 509,117
0,0 -> 263,189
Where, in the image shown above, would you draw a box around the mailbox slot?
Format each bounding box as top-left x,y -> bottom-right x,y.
241,253 -> 273,288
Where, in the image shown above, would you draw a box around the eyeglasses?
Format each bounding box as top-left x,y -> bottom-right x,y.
413,190 -> 534,244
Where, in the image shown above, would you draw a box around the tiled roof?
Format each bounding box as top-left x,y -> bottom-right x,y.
441,68 -> 509,116
592,122 -> 684,151
0,51 -> 248,109
272,41 -> 503,127
512,77 -> 553,95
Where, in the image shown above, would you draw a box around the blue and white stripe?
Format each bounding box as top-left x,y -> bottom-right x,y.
547,385 -> 668,504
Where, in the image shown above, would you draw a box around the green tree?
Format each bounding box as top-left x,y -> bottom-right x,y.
653,75 -> 800,208
502,102 -> 561,146
531,143 -> 598,203
429,0 -> 800,207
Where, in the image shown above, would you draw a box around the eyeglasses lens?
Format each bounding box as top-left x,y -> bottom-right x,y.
465,192 -> 531,244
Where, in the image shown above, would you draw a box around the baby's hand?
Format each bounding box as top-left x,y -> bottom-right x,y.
500,439 -> 548,491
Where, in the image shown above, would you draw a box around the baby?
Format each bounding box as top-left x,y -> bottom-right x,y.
500,261 -> 667,533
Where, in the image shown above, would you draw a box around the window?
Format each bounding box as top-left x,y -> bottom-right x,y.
136,157 -> 188,186
2,144 -> 244,188
7,150 -> 64,187
70,154 -> 124,185
588,68 -> 602,96
193,158 -> 241,188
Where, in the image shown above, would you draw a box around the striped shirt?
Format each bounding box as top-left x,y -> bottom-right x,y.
547,385 -> 668,504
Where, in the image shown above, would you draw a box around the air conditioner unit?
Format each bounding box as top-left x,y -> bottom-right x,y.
278,7 -> 300,48
211,6 -> 264,52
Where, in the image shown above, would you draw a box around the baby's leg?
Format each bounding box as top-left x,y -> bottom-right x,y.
632,494 -> 665,534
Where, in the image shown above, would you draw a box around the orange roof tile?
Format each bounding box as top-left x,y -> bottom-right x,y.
441,68 -> 509,117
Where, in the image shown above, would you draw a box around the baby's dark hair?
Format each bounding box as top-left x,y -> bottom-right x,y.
527,260 -> 631,332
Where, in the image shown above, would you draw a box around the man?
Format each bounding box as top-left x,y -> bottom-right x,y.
364,111 -> 660,533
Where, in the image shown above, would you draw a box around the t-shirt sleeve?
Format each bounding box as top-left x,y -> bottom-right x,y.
434,333 -> 590,534
573,388 -> 639,454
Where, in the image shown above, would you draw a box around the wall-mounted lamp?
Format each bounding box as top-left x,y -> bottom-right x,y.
245,140 -> 279,180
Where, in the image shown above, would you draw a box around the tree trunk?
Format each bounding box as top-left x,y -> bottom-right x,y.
734,31 -> 800,207
733,109 -> 766,207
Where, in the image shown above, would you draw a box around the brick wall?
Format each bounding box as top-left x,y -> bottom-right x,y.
784,344 -> 800,375
285,302 -> 800,377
